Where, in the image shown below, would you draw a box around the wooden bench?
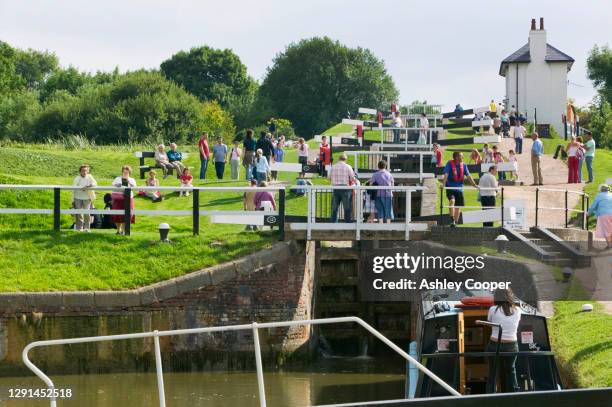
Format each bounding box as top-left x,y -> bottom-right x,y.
134,151 -> 189,179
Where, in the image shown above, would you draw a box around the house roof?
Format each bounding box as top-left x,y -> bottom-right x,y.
499,43 -> 574,76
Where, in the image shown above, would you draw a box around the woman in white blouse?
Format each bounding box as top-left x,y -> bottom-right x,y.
111,165 -> 137,235
486,288 -> 521,393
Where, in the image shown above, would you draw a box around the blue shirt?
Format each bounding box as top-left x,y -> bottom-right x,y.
531,139 -> 544,156
588,192 -> 612,217
370,170 -> 394,198
212,144 -> 227,162
444,160 -> 470,188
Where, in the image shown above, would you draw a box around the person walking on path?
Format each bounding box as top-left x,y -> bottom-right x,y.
297,138 -> 309,177
588,184 -> 612,249
478,166 -> 499,227
369,160 -> 395,224
212,137 -> 228,180
328,154 -> 355,223
513,122 -> 525,154
489,100 -> 498,118
256,131 -> 274,168
442,151 -> 478,227
198,132 -> 210,180
271,138 -> 284,181
254,149 -> 270,183
72,164 -> 97,231
530,133 -> 544,185
584,132 -> 596,183
243,129 -> 257,181
229,140 -> 242,180
566,136 -> 581,184
418,113 -> 429,144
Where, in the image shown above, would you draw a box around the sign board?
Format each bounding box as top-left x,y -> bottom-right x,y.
503,199 -> 526,230
521,331 -> 534,344
342,119 -> 364,126
473,106 -> 490,114
358,107 -> 377,115
436,339 -> 450,352
473,135 -> 501,144
461,207 -> 516,224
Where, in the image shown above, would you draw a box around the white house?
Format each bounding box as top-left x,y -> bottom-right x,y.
499,18 -> 574,135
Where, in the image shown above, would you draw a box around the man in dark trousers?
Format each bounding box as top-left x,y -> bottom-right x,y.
256,131 -> 274,169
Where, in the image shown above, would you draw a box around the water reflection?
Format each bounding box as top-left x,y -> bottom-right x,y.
0,363 -> 405,406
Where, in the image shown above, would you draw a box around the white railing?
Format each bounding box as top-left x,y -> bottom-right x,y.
377,127 -> 439,147
288,185 -> 428,240
0,185 -> 285,237
344,151 -> 435,182
535,187 -> 590,230
22,316 -> 461,407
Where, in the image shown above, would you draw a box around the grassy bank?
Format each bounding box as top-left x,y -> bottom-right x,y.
550,301 -> 612,388
0,142 -> 325,291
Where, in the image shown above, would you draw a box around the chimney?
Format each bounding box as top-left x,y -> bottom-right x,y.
529,18 -> 547,61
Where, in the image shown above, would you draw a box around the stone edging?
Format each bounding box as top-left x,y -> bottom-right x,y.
0,241 -> 297,313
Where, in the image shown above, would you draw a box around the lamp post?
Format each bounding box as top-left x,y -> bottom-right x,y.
159,223 -> 171,243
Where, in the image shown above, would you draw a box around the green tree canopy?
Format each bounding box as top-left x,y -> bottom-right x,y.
587,45 -> 612,104
13,47 -> 59,90
31,70 -> 230,144
0,41 -> 22,95
259,37 -> 399,137
160,46 -> 253,108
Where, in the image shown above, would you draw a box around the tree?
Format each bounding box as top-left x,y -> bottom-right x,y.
39,66 -> 93,102
587,45 -> 612,105
160,46 -> 253,107
0,41 -> 22,95
259,37 -> 399,137
201,100 -> 237,143
0,90 -> 41,140
13,47 -> 59,90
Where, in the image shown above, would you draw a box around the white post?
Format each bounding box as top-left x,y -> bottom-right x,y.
153,331 -> 166,407
307,188 -> 313,240
405,191 -> 411,241
252,323 -> 267,407
404,129 -> 408,151
419,154 -> 423,184
356,187 -> 362,241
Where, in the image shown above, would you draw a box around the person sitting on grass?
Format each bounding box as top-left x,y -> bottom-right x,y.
111,165 -> 137,235
588,184 -> 612,250
167,143 -> 186,178
243,179 -> 258,231
145,170 -> 163,202
179,168 -> 193,197
254,148 -> 270,183
442,151 -> 478,227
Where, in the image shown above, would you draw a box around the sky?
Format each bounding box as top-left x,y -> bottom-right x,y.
1,0 -> 611,112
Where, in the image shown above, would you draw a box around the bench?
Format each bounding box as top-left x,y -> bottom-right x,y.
134,151 -> 189,179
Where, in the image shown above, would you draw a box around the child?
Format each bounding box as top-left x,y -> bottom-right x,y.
432,143 -> 443,168
364,180 -> 377,223
179,168 -> 193,197
482,144 -> 493,163
508,150 -> 518,181
145,170 -> 163,202
469,148 -> 482,165
492,145 -> 505,180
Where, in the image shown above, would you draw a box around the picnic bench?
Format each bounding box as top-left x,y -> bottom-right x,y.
134,151 -> 189,179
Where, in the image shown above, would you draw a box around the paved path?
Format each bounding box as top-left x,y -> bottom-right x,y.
498,137 -> 584,228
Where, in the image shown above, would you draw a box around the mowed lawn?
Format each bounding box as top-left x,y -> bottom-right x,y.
0,142 -> 325,292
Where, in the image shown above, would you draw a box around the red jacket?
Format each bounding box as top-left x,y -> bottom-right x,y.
198,138 -> 209,159
319,143 -> 331,165
435,149 -> 443,167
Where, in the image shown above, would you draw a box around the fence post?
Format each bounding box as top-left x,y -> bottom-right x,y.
53,187 -> 61,232
439,185 -> 443,221
585,196 -> 590,231
500,187 -> 505,226
278,188 -> 285,241
565,190 -> 568,229
535,188 -> 539,228
192,188 -> 200,236
124,188 -> 131,236
252,322 -> 267,407
581,193 -> 585,230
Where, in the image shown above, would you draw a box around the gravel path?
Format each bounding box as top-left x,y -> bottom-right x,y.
498,137 -> 584,228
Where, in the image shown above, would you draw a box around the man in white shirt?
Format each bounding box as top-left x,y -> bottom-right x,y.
72,165 -> 97,231
392,113 -> 403,143
418,113 -> 429,144
478,166 -> 499,227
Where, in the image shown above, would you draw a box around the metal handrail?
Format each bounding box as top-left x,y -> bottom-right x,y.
421,351 -> 556,358
535,187 -> 590,230
22,316 -> 461,407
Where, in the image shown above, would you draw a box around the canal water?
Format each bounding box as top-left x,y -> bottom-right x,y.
0,359 -> 405,406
